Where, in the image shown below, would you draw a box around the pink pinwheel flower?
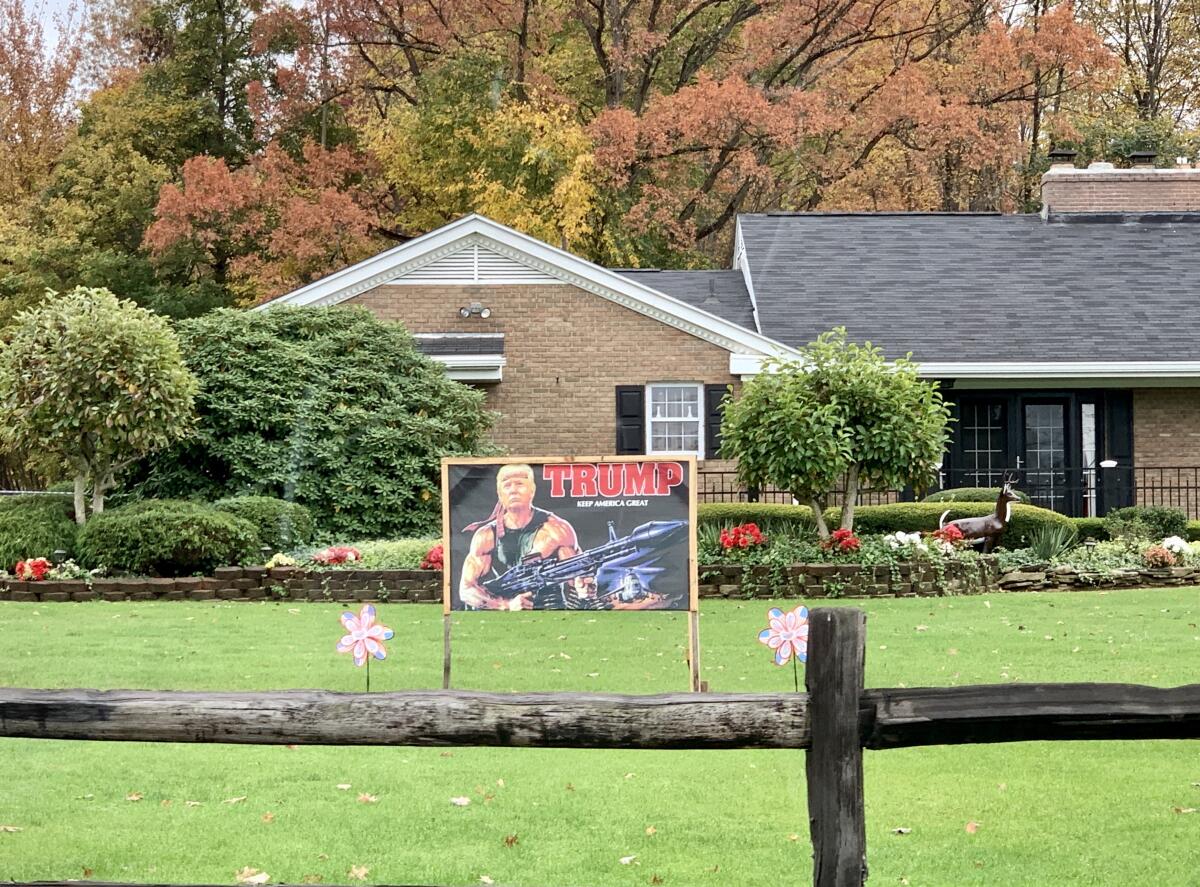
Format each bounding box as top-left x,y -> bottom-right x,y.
758,605 -> 809,666
336,604 -> 394,667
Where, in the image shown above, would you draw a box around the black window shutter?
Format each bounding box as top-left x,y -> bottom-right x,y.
615,386 -> 645,454
705,384 -> 729,460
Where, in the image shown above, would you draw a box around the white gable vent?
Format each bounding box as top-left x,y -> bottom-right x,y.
396,243 -> 558,284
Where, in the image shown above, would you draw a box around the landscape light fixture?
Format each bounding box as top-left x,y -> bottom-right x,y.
1099,459 -> 1118,469
458,302 -> 492,319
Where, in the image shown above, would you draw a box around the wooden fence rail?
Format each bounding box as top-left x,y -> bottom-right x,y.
3,608 -> 1200,887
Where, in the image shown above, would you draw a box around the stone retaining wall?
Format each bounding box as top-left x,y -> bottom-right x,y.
1,561 -> 1192,603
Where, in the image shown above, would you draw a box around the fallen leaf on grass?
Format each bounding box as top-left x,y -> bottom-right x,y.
235,867 -> 270,884
651,876 -> 664,885
300,876 -> 323,884
82,868 -> 93,878
261,813 -> 275,823
619,855 -> 638,865
479,877 -> 495,885
1173,807 -> 1198,814
125,792 -> 143,802
787,834 -> 800,842
223,796 -> 248,805
160,799 -> 172,808
0,826 -> 23,833
624,772 -> 636,779
915,625 -> 928,632
357,793 -> 378,804
892,828 -> 912,835
645,826 -> 657,836
450,797 -> 471,807
496,779 -> 505,788
565,783 -> 575,792
185,801 -> 202,807
439,751 -> 454,758
76,794 -> 94,800
965,821 -> 981,834
335,784 -> 351,791
504,834 -> 519,847
347,865 -> 369,881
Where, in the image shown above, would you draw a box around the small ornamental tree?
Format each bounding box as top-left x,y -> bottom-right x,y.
719,328 -> 950,539
0,287 -> 198,524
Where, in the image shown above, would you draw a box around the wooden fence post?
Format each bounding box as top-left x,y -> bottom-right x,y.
806,607 -> 867,887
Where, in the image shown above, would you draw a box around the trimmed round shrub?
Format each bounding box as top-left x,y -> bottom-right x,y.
0,494 -> 78,569
847,502 -> 1074,547
77,500 -> 261,576
1071,517 -> 1108,541
214,496 -> 315,550
1187,520 -> 1200,542
923,487 -> 1031,504
1103,506 -> 1187,541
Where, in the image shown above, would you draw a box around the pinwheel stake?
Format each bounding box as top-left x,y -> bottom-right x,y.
336,604 -> 394,692
757,605 -> 809,692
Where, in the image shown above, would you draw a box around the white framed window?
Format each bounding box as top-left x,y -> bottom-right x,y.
646,383 -> 704,457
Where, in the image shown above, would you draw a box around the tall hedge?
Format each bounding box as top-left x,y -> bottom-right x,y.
129,307 -> 494,538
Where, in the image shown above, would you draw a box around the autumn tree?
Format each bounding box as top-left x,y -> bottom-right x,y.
0,0 -> 81,207
0,287 -> 197,525
144,141 -> 382,303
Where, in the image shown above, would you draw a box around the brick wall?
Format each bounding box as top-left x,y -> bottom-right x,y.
1042,167 -> 1200,213
1133,389 -> 1200,465
346,283 -> 740,456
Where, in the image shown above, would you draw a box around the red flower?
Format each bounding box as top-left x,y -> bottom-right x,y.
14,558 -> 50,581
720,523 -> 767,551
932,524 -> 965,545
420,543 -> 444,570
821,529 -> 861,553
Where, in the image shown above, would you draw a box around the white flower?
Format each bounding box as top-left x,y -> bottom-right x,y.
1161,535 -> 1189,554
885,531 -> 928,553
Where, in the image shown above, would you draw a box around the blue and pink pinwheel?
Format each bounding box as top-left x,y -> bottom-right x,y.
336,604 -> 394,667
758,605 -> 809,665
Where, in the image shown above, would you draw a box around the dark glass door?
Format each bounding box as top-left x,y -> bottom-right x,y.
1022,401 -> 1070,514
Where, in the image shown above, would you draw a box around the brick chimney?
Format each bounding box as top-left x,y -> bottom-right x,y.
1041,152 -> 1200,215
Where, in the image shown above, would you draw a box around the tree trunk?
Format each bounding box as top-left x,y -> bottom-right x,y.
840,465 -> 859,532
809,497 -> 830,539
73,474 -> 87,526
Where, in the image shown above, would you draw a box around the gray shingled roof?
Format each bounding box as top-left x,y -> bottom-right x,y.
736,212 -> 1200,362
616,270 -> 756,332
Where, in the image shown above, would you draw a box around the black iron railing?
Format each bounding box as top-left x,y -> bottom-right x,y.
697,465 -> 1200,518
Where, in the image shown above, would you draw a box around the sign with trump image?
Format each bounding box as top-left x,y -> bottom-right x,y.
441,457 -> 697,612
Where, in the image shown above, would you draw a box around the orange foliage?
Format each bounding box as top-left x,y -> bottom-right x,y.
145,141 -> 382,302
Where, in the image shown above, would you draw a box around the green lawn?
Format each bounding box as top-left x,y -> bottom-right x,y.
1,590 -> 1199,886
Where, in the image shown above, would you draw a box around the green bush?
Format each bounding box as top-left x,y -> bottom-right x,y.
1103,506 -> 1187,541
1188,520 -> 1200,542
1071,517 -> 1108,541
77,500 -> 261,576
923,487 -> 1031,504
0,494 -> 78,569
847,502 -> 1074,547
129,306 -> 495,539
214,496 -> 315,550
350,538 -> 441,570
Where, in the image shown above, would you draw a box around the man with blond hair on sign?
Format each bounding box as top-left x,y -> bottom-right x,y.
459,463 -> 594,610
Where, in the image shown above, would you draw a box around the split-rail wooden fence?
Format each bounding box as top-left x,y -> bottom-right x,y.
3,608 -> 1200,887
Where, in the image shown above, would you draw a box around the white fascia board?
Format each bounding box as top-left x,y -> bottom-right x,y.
259,214 -> 797,360
429,353 -> 506,383
733,218 -> 763,335
918,362 -> 1200,379
731,355 -> 1200,380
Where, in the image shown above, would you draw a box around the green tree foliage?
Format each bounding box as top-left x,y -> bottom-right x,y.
0,494 -> 79,568
0,287 -> 198,524
719,328 -> 950,538
213,495 -> 315,549
131,306 -> 494,537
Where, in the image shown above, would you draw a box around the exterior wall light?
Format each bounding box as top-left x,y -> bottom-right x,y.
458,302 -> 492,319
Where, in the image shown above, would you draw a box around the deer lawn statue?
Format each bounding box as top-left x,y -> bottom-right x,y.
939,477 -> 1022,553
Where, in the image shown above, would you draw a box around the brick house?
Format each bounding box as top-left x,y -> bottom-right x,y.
263,155 -> 1200,517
